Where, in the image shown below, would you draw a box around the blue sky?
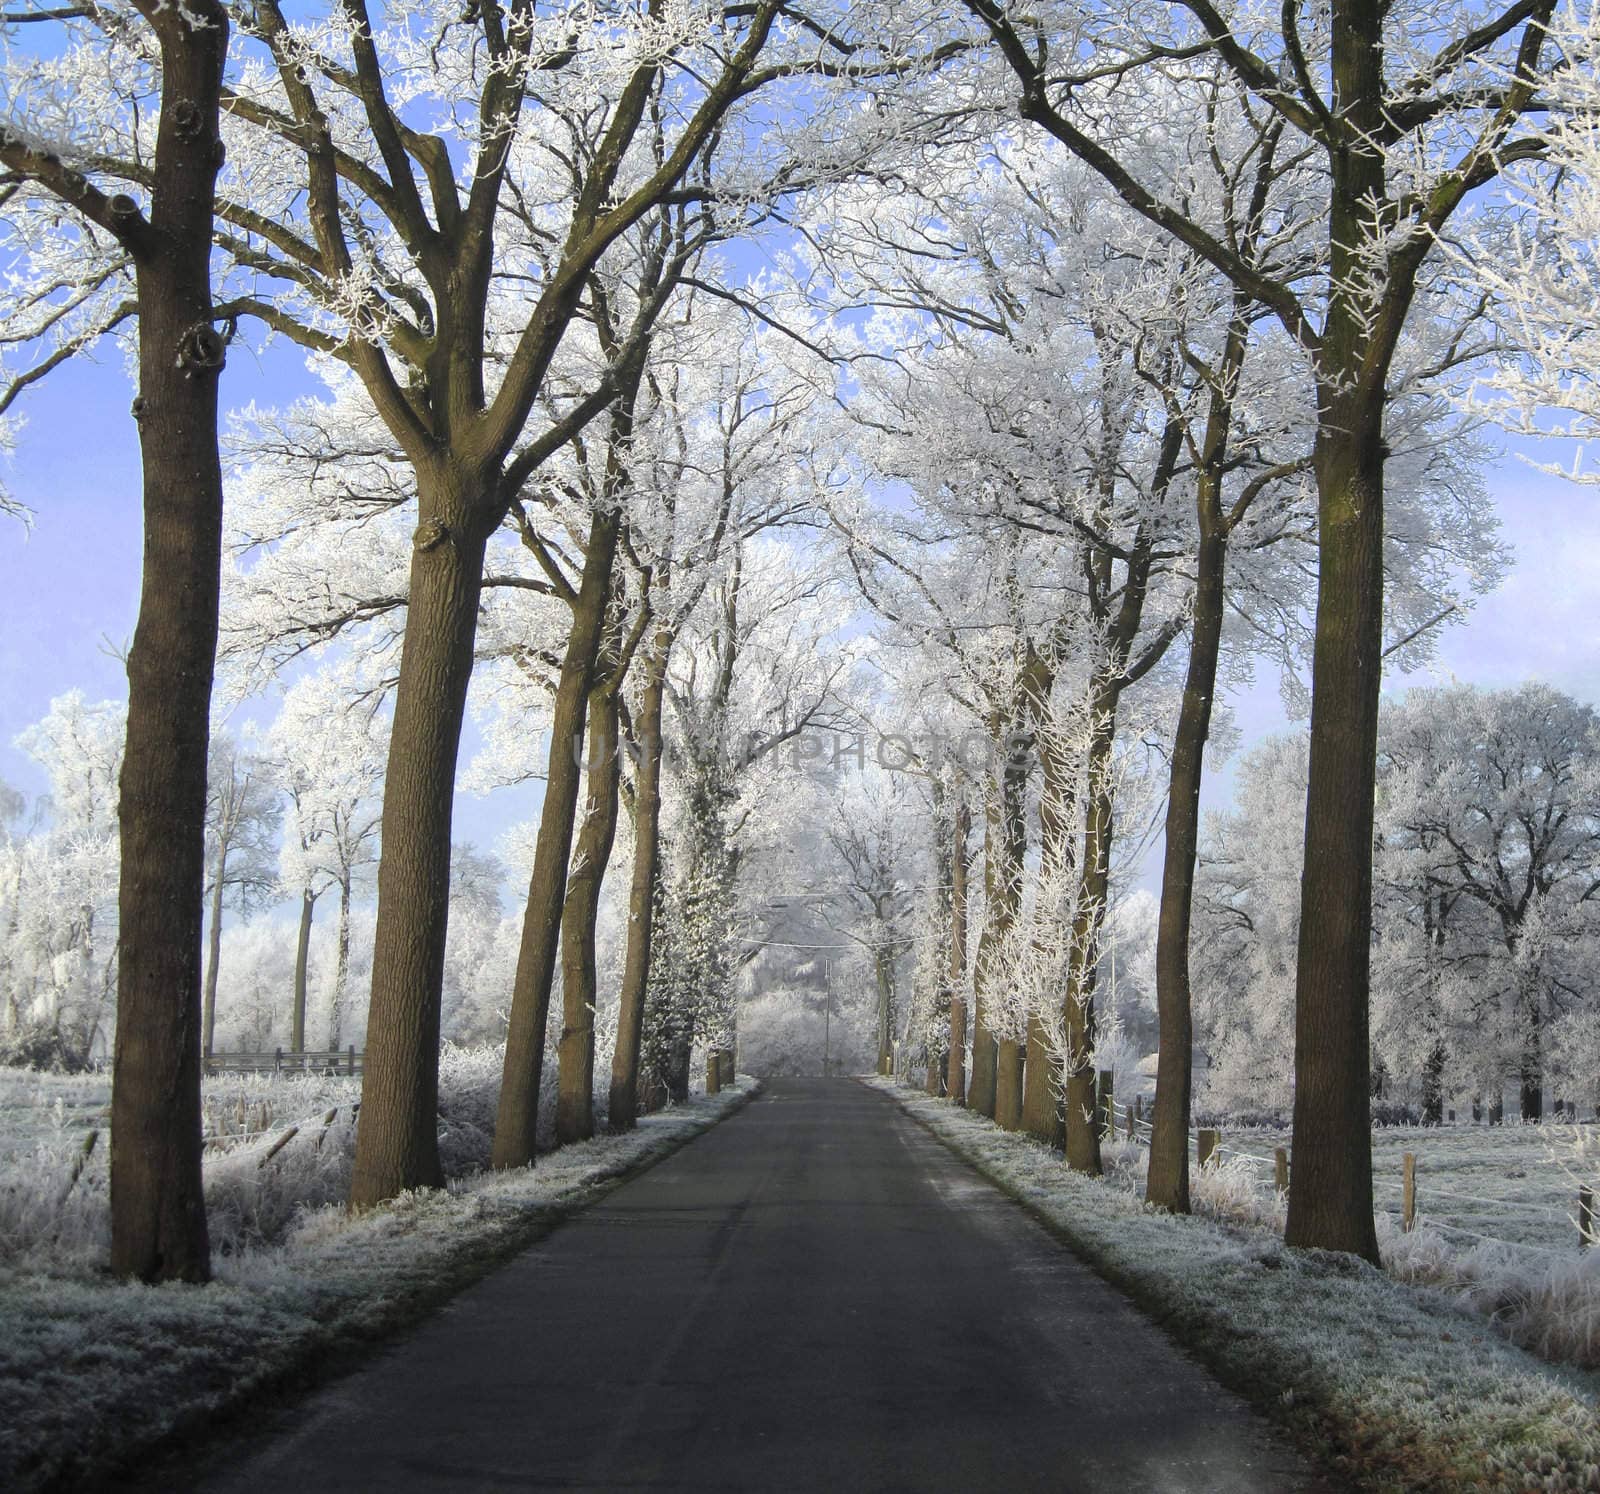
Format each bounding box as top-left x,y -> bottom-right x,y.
3,340 -> 1598,876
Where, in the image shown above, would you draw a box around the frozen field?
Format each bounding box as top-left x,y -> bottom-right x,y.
1209,1121 -> 1598,1256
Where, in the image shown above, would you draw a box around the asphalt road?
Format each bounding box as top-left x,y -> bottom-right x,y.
201,1078 -> 1334,1492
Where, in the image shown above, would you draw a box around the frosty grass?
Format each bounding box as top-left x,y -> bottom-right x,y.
873,1076 -> 1600,1494
0,1052 -> 756,1490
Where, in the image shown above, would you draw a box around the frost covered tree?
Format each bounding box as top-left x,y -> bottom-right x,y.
2,694 -> 125,1068
156,0 -> 972,1202
819,772 -> 920,1074
966,0 -> 1555,1258
641,539 -> 850,1102
267,669 -> 387,1052
1198,687 -> 1600,1124
1377,684 -> 1600,1121
201,732 -> 280,1057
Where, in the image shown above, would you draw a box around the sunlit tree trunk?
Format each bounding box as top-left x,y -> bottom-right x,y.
555,679 -> 623,1144
1285,374 -> 1387,1259
609,646 -> 667,1132
493,506 -> 623,1169
351,473 -> 490,1208
328,869 -> 352,1050
201,844 -> 226,1059
290,887 -> 317,1053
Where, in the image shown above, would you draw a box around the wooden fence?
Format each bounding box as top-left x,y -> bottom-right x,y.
203,1046 -> 363,1077
1103,1079 -> 1600,1254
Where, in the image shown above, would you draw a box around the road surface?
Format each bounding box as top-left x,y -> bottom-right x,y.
199,1078 -> 1334,1492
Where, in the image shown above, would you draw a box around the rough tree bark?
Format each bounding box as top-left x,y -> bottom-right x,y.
493,504 -> 623,1169
351,482 -> 490,1207
555,669 -> 625,1144
290,887 -> 317,1053
946,799 -> 971,1104
608,641 -> 668,1132
975,727 -> 1027,1124
202,846 -> 226,1060
329,869 -> 352,1049
1021,654 -> 1068,1144
97,0 -> 231,1282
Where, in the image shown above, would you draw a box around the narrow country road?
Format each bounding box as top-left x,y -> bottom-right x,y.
199,1079 -> 1333,1492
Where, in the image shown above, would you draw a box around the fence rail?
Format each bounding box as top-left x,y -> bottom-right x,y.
203,1046 -> 363,1077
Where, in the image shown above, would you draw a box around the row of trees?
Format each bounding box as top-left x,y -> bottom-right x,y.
5,0 -> 1600,1279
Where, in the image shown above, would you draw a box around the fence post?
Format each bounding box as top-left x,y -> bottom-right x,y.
1581,1187 -> 1595,1248
348,1045 -> 356,1076
1403,1152 -> 1417,1232
706,1052 -> 722,1095
1125,1102 -> 1136,1140
1095,1070 -> 1114,1139
1134,1095 -> 1143,1127
1274,1146 -> 1289,1195
274,1046 -> 283,1075
1197,1128 -> 1219,1170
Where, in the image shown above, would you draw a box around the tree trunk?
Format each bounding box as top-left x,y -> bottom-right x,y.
970,730 -> 1027,1118
291,887 -> 315,1053
994,1038 -> 1024,1130
555,681 -> 623,1145
874,945 -> 894,1074
1147,521 -> 1226,1212
1023,730 -> 1074,1144
1520,986 -> 1543,1121
668,1030 -> 692,1104
328,871 -> 352,1049
1421,1041 -> 1447,1126
608,650 -> 667,1133
350,482 -> 490,1209
493,508 -> 621,1168
968,796 -> 1003,1119
1284,384 -> 1386,1262
108,4 -> 231,1284
201,845 -> 226,1059
1280,0 -> 1396,1263
1062,688 -> 1117,1178
946,801 -> 970,1105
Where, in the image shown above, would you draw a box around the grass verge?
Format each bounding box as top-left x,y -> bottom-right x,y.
870,1077 -> 1600,1494
1,1079 -> 760,1491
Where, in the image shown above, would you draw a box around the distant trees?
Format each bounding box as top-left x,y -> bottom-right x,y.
201,735 -> 279,1058
1196,684 -> 1600,1122
268,672 -> 386,1052
1,695 -> 125,1068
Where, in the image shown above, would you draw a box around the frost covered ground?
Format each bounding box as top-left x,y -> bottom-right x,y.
0,1056 -> 757,1490
872,1077 -> 1600,1494
1215,1119 -> 1599,1254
